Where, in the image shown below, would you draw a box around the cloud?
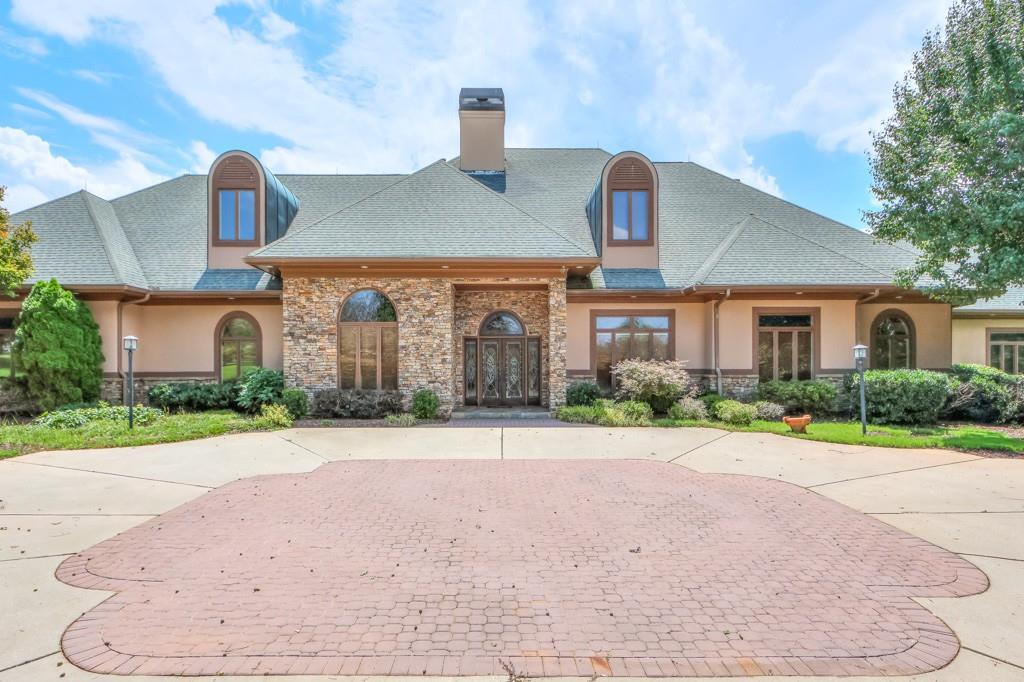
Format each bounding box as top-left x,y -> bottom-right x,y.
0,25 -> 47,57
72,69 -> 120,85
260,12 -> 298,42
188,139 -> 216,173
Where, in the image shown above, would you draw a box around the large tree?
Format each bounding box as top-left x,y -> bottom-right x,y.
867,0 -> 1024,304
0,186 -> 37,297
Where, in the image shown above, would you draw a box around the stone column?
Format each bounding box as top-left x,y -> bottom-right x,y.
547,276 -> 568,409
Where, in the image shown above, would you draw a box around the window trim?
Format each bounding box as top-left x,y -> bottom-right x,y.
605,158 -> 655,247
986,327 -> 1024,374
869,309 -> 916,370
588,308 -> 676,375
751,307 -> 821,380
0,311 -> 17,379
214,311 -> 262,383
337,289 -> 399,391
479,309 -> 527,336
211,155 -> 261,247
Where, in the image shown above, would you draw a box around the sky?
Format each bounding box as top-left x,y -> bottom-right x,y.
0,0 -> 950,228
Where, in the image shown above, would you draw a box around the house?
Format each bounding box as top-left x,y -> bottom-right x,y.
4,87 -> 1002,411
952,289 -> 1024,373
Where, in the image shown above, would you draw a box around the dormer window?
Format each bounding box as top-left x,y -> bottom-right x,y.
211,154 -> 261,246
219,190 -> 256,242
607,158 -> 653,245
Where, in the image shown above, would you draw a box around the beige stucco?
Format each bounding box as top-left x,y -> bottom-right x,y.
599,152 -> 659,270
953,316 -> 1024,366
206,151 -> 266,270
83,301 -> 120,374
859,302 -> 952,369
458,110 -> 505,172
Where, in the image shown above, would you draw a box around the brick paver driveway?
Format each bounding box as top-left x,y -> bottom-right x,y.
57,460 -> 986,677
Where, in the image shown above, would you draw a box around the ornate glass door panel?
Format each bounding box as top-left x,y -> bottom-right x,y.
464,340 -> 477,403
504,340 -> 524,402
527,339 -> 541,404
481,340 -> 501,405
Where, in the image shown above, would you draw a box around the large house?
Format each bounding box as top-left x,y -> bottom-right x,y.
4,88 -> 1023,410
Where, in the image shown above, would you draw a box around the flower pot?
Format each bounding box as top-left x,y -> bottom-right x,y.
783,415 -> 812,433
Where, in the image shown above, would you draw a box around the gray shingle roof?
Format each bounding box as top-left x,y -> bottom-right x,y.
955,288 -> 1024,313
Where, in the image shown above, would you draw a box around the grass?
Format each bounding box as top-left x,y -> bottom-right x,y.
652,418 -> 1024,454
0,410 -> 275,459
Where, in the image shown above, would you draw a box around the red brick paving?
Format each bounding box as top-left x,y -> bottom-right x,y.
57,460 -> 987,677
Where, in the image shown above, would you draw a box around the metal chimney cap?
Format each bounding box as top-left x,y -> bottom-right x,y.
459,88 -> 505,111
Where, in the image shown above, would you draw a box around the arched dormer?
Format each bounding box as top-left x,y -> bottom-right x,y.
599,151 -> 659,269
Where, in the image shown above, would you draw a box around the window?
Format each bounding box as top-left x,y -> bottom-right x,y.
217,313 -> 261,382
0,313 -> 17,378
989,330 -> 1024,374
757,312 -> 814,382
871,311 -> 915,369
338,289 -> 398,390
592,311 -> 673,390
218,190 -> 256,242
480,311 -> 524,336
606,158 -> 653,244
211,154 -> 260,245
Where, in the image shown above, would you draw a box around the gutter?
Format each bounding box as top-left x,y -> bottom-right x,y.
854,288 -> 881,345
712,288 -> 731,394
116,292 -> 151,404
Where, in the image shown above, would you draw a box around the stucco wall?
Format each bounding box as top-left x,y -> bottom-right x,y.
858,303 -> 952,369
84,300 -> 119,374
952,317 -> 1024,366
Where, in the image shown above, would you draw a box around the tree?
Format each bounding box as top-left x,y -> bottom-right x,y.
14,279 -> 104,410
0,186 -> 37,297
867,0 -> 1024,304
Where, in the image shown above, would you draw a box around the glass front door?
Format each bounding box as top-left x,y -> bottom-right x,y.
465,337 -> 541,406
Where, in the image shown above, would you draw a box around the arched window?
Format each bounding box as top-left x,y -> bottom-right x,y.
216,312 -> 262,382
607,157 -> 654,245
871,310 -> 915,369
479,311 -> 525,336
338,289 -> 398,391
212,155 -> 260,245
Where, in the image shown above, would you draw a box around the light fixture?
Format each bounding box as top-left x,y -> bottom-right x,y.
441,265 -> 450,269
795,291 -> 804,295
122,335 -> 139,352
360,265 -> 369,269
574,265 -> 584,269
122,336 -> 140,429
853,344 -> 868,435
853,344 -> 867,361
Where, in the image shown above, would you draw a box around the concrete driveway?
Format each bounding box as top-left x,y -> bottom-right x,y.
2,426 -> 1022,681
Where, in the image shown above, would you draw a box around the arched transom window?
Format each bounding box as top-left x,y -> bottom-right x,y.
479,311 -> 525,336
338,289 -> 398,391
871,310 -> 915,369
217,313 -> 261,382
607,157 -> 654,245
212,155 -> 259,245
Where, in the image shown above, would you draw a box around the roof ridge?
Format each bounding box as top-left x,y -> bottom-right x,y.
440,160 -> 593,257
81,191 -> 147,287
9,188 -> 89,217
691,216 -> 751,285
109,174 -> 187,204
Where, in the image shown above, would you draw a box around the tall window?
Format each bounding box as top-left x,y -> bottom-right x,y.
872,311 -> 915,369
212,154 -> 260,245
0,313 -> 17,378
218,190 -> 256,242
217,313 -> 261,382
757,313 -> 813,382
338,289 -> 398,391
607,158 -> 653,244
592,311 -> 673,390
990,330 -> 1024,374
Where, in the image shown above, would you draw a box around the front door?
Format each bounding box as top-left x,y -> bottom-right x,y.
465,337 -> 541,406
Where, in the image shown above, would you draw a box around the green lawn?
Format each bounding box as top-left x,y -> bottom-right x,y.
652,418 -> 1024,454
0,410 -> 273,459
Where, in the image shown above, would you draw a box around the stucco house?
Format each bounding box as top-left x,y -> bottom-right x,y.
2,88 -> 1014,411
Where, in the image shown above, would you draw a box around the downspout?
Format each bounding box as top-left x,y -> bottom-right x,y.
854,289 -> 881,346
117,292 -> 150,404
712,288 -> 731,394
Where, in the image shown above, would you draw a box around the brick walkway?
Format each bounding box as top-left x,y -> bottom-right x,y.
57,460 -> 987,677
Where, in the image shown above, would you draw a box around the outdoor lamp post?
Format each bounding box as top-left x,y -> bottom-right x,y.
123,336 -> 139,429
853,344 -> 868,435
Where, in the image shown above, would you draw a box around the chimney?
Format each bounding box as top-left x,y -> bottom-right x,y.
458,88 -> 505,172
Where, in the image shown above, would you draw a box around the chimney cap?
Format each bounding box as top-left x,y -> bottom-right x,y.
459,88 -> 504,111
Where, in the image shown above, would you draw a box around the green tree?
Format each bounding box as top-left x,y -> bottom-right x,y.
867,0 -> 1024,304
0,186 -> 38,297
14,279 -> 104,409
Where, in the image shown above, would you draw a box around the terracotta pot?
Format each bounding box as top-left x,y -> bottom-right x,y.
783,415 -> 812,433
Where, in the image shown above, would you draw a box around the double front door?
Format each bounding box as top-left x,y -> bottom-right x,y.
464,336 -> 542,406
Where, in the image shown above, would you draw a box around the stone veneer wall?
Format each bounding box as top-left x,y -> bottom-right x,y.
548,278 -> 567,408
102,375 -> 217,406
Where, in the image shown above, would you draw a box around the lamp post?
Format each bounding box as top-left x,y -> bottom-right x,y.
123,336 -> 139,429
853,344 -> 867,435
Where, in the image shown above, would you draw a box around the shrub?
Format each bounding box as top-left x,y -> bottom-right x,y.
617,400 -> 654,423
14,279 -> 104,410
252,403 -> 293,429
700,392 -> 728,413
280,388 -> 309,420
411,388 -> 441,420
237,369 -> 284,413
714,399 -> 756,425
384,413 -> 417,427
854,369 -> 954,425
611,359 -> 692,413
752,400 -> 786,421
554,405 -> 603,424
946,376 -> 1012,423
950,363 -> 1016,385
667,396 -> 709,421
33,402 -> 163,429
554,399 -> 652,426
311,389 -> 403,419
148,382 -> 240,412
566,382 -> 601,406
756,380 -> 837,415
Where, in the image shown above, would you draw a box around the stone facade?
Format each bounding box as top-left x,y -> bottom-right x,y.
547,278 -> 568,408
102,375 -> 216,406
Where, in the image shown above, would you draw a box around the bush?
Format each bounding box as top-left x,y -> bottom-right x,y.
237,369 -> 284,413
148,382 -> 240,412
752,400 -> 786,421
384,413 -> 417,427
311,389 -> 403,419
554,399 -> 652,426
33,402 -> 163,429
667,396 -> 709,421
566,382 -> 601,407
14,279 -> 104,410
611,359 -> 692,413
950,363 -> 1016,385
854,369 -> 954,425
555,405 -> 603,424
700,392 -> 728,413
617,400 -> 654,423
714,399 -> 757,425
411,389 -> 440,420
280,388 -> 309,420
946,376 -> 1012,423
251,403 -> 292,429
756,380 -> 837,415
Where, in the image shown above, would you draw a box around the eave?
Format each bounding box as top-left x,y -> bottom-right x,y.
245,256 -> 601,279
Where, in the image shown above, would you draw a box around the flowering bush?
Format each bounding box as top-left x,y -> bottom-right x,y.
714,399 -> 756,425
33,402 -> 163,429
611,359 -> 693,413
667,396 -> 709,421
752,401 -> 786,421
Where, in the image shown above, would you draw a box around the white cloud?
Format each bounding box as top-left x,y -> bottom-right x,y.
0,25 -> 47,57
260,12 -> 298,42
72,68 -> 120,85
188,139 -> 216,173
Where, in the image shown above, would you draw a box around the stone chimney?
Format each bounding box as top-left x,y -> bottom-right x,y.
458,88 -> 505,172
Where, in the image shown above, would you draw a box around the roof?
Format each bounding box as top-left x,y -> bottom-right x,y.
10,147 -> 934,293
955,288 -> 1024,314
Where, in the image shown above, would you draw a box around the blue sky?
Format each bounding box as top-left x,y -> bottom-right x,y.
0,0 -> 949,227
